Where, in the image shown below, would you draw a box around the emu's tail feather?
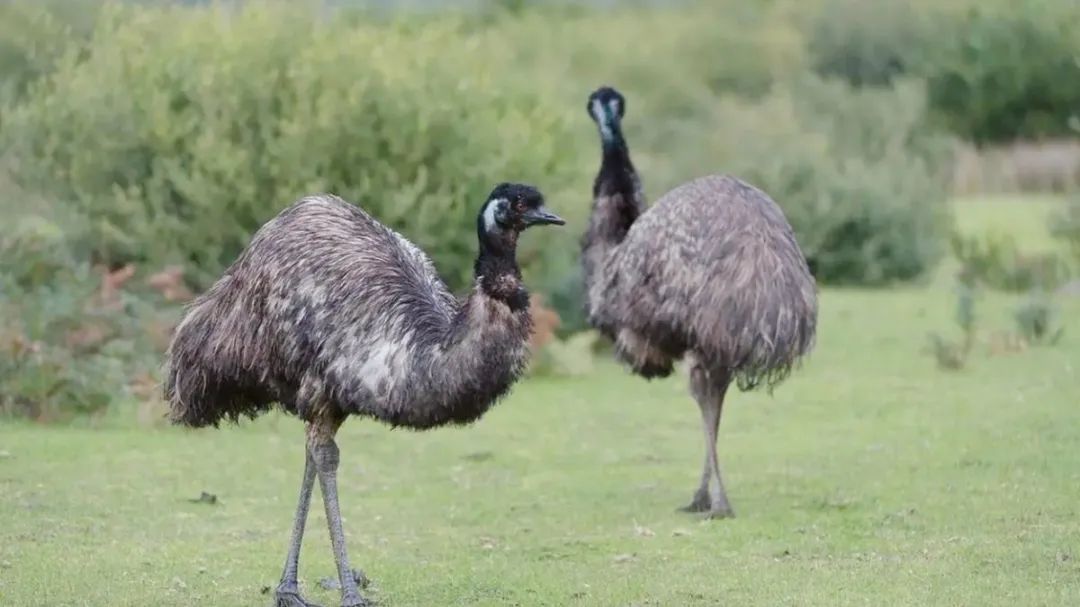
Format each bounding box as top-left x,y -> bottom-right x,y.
163,295 -> 273,427
714,281 -> 817,393
729,331 -> 812,393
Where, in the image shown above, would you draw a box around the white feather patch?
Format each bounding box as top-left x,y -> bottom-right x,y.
327,333 -> 412,397
608,98 -> 621,118
483,198 -> 506,232
591,98 -> 612,140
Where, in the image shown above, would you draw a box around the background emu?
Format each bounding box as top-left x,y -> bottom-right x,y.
582,86 -> 818,519
164,184 -> 563,607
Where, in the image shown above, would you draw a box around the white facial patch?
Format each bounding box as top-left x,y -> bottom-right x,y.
483,198 -> 506,231
591,98 -> 612,140
608,98 -> 621,119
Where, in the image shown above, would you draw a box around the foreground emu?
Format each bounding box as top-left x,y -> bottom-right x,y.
164,184 -> 563,607
582,86 -> 817,518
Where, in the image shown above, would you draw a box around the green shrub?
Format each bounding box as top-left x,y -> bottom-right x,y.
951,232 -> 1071,292
659,75 -> 952,285
485,2 -> 804,105
0,256 -> 178,421
918,0 -> 1080,143
3,3 -> 585,291
0,0 -> 100,112
0,294 -> 117,421
804,0 -> 930,87
0,180 -> 177,421
926,281 -> 976,371
4,1 -> 954,302
1051,198 -> 1080,265
535,248 -> 589,337
798,0 -> 1080,143
528,331 -> 601,378
1013,294 -> 1065,346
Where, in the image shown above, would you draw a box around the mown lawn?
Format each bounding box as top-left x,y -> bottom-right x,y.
1,199 -> 1079,607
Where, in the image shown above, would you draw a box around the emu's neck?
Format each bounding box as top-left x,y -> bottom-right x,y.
582,120 -> 645,304
360,254 -> 532,430
395,276 -> 530,429
475,230 -> 528,311
390,233 -> 531,428
587,121 -> 644,246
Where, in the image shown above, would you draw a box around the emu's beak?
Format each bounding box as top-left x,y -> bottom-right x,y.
523,206 -> 565,227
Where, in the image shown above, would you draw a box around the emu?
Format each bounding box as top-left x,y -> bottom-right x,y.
581,86 -> 817,519
164,183 -> 563,607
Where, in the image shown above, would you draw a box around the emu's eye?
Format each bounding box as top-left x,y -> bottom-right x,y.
514,201 -> 526,213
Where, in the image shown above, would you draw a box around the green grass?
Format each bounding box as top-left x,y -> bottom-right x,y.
953,194 -> 1065,252
2,201 -> 1080,606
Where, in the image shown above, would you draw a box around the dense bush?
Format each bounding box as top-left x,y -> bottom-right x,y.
3,4 -> 586,292
801,0 -> 1080,143
3,2 -> 963,294
921,0 -> 1080,143
1,0 -> 823,340
656,75 -> 952,284
0,188 -> 179,421
0,1 -> 100,114
804,0 -> 930,87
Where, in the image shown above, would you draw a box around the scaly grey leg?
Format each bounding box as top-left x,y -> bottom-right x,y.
311,436 -> 368,607
274,447 -> 321,607
681,365 -> 734,519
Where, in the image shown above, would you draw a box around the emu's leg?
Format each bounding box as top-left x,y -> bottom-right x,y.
274,448 -> 321,607
680,364 -> 734,519
308,417 -> 368,607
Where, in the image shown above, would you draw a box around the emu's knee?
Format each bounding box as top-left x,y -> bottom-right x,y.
305,411 -> 344,469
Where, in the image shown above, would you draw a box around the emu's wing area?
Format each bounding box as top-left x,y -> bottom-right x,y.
607,175 -> 817,388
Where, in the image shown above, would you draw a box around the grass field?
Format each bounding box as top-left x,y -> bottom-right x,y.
1,198 -> 1079,606
952,194 -> 1067,252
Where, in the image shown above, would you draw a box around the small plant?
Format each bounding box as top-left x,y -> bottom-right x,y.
950,232 -> 1069,292
926,281 -> 976,371
1013,295 -> 1064,346
1050,198 -> 1080,267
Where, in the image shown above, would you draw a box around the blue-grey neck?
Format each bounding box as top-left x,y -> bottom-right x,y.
598,107 -> 625,147
598,115 -> 631,179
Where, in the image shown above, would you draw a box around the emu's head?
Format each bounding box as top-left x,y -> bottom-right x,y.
474,184 -> 562,304
586,86 -> 626,141
477,183 -> 564,253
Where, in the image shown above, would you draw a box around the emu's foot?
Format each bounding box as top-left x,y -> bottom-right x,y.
274,586 -> 322,607
678,488 -> 712,513
678,490 -> 735,519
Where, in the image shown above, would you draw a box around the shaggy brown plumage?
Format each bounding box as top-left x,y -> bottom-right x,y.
164,183 -> 563,607
582,86 -> 817,518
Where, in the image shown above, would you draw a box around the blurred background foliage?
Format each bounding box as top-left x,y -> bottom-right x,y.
2,0 -> 1080,419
